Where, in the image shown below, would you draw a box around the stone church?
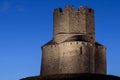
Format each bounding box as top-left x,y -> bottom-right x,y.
21,6 -> 120,80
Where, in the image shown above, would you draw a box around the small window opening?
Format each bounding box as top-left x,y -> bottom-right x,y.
80,47 -> 82,55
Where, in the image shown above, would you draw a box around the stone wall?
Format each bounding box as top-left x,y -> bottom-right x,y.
41,44 -> 59,76
41,41 -> 96,76
40,6 -> 106,77
95,45 -> 106,74
59,41 -> 95,74
21,6 -> 107,80
53,6 -> 95,43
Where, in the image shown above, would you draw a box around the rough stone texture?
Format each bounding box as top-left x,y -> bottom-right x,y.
58,42 -> 95,74
53,6 -> 95,43
41,44 -> 59,76
21,6 -> 109,80
41,41 -> 106,77
41,6 -> 106,77
95,43 -> 106,74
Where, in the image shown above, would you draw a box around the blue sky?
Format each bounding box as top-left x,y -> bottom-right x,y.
0,0 -> 120,80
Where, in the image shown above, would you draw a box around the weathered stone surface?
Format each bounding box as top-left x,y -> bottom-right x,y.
41,6 -> 106,76
53,6 -> 95,43
21,6 -> 110,80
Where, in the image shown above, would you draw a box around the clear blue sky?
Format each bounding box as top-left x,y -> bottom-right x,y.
0,0 -> 120,80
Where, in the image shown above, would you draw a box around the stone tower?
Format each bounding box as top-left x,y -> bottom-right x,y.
41,6 -> 106,77
21,6 -> 120,80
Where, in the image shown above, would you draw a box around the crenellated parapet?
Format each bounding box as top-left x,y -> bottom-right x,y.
54,6 -> 94,15
21,6 -> 108,80
41,6 -> 106,77
53,6 -> 95,43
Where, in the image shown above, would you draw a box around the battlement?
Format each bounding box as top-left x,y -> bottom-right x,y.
21,6 -> 107,79
54,6 -> 94,14
53,6 -> 95,40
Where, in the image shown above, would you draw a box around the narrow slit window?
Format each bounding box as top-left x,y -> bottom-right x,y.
80,47 -> 82,55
